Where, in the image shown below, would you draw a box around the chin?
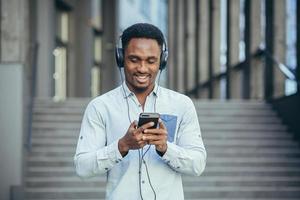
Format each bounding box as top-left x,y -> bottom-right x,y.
134,85 -> 149,92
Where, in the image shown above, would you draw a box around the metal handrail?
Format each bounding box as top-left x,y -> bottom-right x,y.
261,48 -> 297,81
26,43 -> 39,151
186,48 -> 264,96
186,47 -> 298,96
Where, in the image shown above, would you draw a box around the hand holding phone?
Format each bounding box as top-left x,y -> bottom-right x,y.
138,113 -> 160,129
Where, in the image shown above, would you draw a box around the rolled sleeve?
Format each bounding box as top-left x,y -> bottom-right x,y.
74,101 -> 123,178
96,140 -> 123,170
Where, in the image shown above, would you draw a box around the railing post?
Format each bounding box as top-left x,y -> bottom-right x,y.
226,0 -> 231,99
273,0 -> 286,98
297,0 -> 300,94
265,0 -> 274,100
27,42 -> 39,151
243,0 -> 251,99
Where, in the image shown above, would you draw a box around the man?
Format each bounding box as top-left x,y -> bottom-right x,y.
74,23 -> 206,200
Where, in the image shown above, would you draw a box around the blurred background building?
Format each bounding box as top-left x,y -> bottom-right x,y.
0,0 -> 299,199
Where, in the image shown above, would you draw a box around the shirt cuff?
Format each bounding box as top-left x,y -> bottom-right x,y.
160,142 -> 180,168
96,140 -> 123,169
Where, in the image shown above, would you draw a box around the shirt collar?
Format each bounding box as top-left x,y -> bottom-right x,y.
121,81 -> 159,98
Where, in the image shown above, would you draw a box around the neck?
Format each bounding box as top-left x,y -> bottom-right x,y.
126,83 -> 155,108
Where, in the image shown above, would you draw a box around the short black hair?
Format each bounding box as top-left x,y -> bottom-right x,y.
121,23 -> 165,50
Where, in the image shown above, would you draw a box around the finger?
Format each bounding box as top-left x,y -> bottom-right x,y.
141,121 -> 155,130
159,119 -> 167,130
143,129 -> 167,135
142,134 -> 166,142
136,126 -> 145,134
129,120 -> 138,131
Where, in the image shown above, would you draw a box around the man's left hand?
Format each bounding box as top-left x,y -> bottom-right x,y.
142,119 -> 168,155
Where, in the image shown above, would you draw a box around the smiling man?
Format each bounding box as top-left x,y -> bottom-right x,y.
74,23 -> 206,200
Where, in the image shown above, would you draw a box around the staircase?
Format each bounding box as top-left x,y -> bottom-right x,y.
25,99 -> 300,199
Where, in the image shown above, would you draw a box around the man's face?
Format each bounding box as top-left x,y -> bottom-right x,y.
124,38 -> 161,94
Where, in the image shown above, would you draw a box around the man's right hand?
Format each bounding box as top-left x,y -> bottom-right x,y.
118,120 -> 154,157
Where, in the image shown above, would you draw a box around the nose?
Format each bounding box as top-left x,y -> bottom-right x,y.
137,61 -> 148,72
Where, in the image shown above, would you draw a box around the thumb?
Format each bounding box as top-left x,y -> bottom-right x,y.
130,120 -> 138,129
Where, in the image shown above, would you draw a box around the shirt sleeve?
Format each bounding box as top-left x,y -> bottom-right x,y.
160,98 -> 207,176
74,101 -> 123,178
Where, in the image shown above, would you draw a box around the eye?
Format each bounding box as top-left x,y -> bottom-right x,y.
148,58 -> 157,64
129,57 -> 138,63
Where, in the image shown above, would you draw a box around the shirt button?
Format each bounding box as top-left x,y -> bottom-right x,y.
142,180 -> 145,184
115,160 -> 119,163
177,166 -> 180,169
80,136 -> 83,139
105,168 -> 108,170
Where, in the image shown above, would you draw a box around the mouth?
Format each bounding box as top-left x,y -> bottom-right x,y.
134,74 -> 150,84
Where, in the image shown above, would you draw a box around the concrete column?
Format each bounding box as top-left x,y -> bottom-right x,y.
67,1 -> 77,97
1,0 -> 29,63
186,1 -> 196,92
101,0 -> 118,94
249,0 -> 263,99
73,0 -> 93,97
167,0 -> 176,90
227,0 -> 241,99
273,0 -> 286,98
36,0 -> 55,97
176,0 -> 185,93
211,0 -> 221,98
199,0 -> 209,98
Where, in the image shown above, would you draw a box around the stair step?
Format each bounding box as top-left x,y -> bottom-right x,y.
25,99 -> 300,199
198,116 -> 282,123
27,156 -> 300,164
183,188 -> 300,198
31,137 -> 297,147
26,166 -> 300,178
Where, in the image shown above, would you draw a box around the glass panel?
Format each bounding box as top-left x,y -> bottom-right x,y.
61,12 -> 69,42
94,36 -> 102,63
91,66 -> 101,97
53,47 -> 67,101
57,11 -> 69,42
91,0 -> 102,30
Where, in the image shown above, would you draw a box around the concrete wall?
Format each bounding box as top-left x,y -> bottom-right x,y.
0,64 -> 24,200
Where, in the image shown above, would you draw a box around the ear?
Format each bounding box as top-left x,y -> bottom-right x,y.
115,47 -> 124,68
159,49 -> 168,70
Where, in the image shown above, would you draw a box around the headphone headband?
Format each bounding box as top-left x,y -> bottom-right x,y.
115,36 -> 168,70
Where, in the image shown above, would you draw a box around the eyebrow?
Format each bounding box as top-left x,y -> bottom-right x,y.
127,55 -> 158,60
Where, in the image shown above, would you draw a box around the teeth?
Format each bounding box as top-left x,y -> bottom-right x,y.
136,75 -> 147,79
135,74 -> 148,82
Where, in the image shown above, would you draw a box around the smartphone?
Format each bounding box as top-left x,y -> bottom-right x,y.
138,112 -> 160,129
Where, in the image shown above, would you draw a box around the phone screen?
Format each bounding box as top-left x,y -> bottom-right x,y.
138,113 -> 160,129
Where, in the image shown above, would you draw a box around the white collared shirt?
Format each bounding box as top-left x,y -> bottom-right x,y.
74,82 -> 206,200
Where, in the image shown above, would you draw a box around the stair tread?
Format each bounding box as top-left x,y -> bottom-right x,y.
25,99 -> 300,199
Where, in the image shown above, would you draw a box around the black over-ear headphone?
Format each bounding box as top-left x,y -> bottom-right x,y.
115,36 -> 168,70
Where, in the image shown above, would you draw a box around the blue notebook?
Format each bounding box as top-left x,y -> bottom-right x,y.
160,114 -> 178,142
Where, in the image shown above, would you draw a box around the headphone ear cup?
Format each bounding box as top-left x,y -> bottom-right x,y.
159,49 -> 168,70
115,47 -> 124,68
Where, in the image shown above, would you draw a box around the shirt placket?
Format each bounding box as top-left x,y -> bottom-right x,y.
140,95 -> 156,199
